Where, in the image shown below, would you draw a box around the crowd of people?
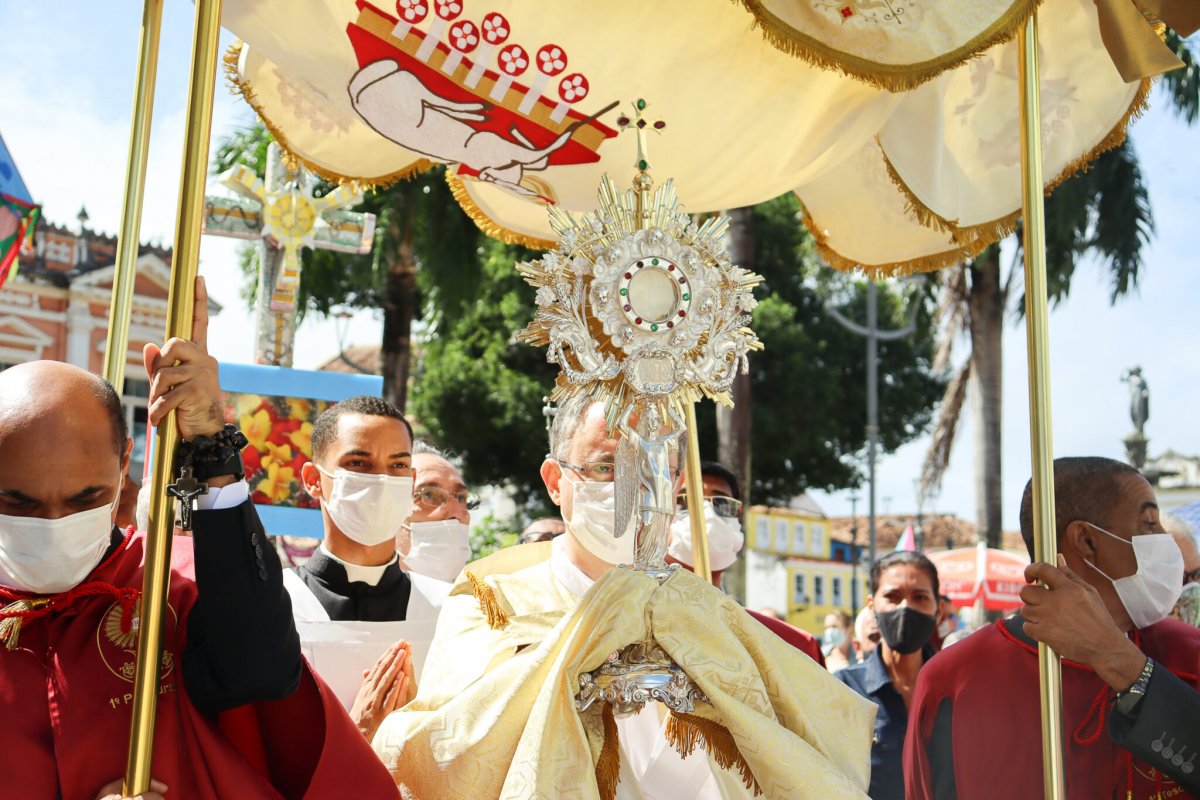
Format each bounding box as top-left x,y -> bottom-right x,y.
3,286 -> 1200,798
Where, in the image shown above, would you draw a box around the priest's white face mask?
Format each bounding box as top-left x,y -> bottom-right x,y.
560,474 -> 635,565
0,484 -> 120,595
317,465 -> 414,547
669,502 -> 744,573
1085,523 -> 1184,629
405,519 -> 471,582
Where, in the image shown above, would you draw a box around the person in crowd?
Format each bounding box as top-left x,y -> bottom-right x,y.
372,395 -> 873,797
1166,513 -> 1200,627
837,551 -> 941,800
288,397 -> 450,741
668,459 -> 825,665
905,457 -> 1200,799
520,516 -> 566,544
823,609 -> 856,671
399,441 -> 474,583
855,604 -> 881,658
934,595 -> 958,646
0,278 -> 395,798
114,469 -> 139,530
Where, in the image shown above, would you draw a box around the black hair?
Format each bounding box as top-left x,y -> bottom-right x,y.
310,395 -> 413,461
94,377 -> 128,456
869,550 -> 940,598
1018,456 -> 1144,560
699,460 -> 741,502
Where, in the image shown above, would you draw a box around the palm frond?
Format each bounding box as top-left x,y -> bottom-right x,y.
932,265 -> 969,372
919,360 -> 971,503
1162,32 -> 1200,125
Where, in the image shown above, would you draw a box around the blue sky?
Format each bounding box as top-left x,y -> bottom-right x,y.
1,2 -> 1197,530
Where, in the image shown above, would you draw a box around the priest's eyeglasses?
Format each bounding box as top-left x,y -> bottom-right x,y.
556,459 -> 617,482
414,485 -> 480,511
675,494 -> 743,519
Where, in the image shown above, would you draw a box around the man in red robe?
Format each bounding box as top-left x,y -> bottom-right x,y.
905,457 -> 1200,799
0,278 -> 397,799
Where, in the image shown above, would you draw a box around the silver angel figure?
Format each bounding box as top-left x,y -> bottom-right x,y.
614,404 -> 684,568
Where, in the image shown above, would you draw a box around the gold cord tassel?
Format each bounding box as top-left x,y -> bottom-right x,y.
466,571 -> 509,630
0,598 -> 48,650
666,711 -> 763,797
595,703 -> 621,800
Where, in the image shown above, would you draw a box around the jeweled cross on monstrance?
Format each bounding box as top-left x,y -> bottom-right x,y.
202,143 -> 376,365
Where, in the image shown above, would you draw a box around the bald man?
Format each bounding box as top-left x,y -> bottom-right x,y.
1168,515 -> 1200,627
0,279 -> 395,799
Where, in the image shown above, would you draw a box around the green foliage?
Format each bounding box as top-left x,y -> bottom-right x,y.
410,241 -> 559,513
1162,32 -> 1199,126
469,513 -> 522,561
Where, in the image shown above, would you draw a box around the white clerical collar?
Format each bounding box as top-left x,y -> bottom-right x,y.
549,533 -> 595,599
319,543 -> 398,587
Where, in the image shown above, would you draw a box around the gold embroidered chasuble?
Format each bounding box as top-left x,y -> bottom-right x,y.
373,541 -> 875,799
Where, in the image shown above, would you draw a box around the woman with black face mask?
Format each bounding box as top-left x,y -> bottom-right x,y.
836,551 -> 940,800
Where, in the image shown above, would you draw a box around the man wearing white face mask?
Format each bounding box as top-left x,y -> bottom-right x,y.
397,441 -> 474,584
906,457 -> 1200,799
0,279 -> 395,799
285,396 -> 450,743
667,459 -> 825,666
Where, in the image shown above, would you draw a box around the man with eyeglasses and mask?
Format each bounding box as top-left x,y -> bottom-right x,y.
283,395 -> 450,743
906,457 -> 1200,799
397,441 -> 476,584
372,395 -> 873,798
0,280 -> 395,799
666,459 -> 825,665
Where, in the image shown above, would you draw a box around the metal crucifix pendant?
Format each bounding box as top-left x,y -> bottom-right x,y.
167,466 -> 208,532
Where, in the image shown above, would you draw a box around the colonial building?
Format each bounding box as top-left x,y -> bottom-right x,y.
1147,450 -> 1200,511
0,210 -> 217,478
743,495 -> 871,636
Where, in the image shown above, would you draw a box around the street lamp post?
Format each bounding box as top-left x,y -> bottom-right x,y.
826,279 -> 920,566
849,492 -> 860,614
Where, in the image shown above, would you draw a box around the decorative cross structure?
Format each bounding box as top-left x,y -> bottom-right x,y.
615,98 -> 666,173
202,143 -> 376,365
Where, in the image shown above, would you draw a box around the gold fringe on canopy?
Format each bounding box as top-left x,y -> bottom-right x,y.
467,570 -> 510,630
807,75 -> 1153,277
734,0 -> 1041,92
444,172 -> 557,251
223,41 -> 437,192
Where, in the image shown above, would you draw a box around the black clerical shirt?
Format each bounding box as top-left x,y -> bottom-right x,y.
293,548 -> 413,622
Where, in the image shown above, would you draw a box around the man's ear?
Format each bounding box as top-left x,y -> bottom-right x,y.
301,461 -> 322,500
121,438 -> 134,477
541,458 -> 563,506
1062,520 -> 1098,564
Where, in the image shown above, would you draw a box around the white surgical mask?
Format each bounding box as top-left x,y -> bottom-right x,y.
669,503 -> 744,572
821,626 -> 847,656
317,465 -> 413,547
937,619 -> 954,639
0,501 -> 117,594
562,475 -> 635,565
1086,523 -> 1185,630
405,520 -> 471,583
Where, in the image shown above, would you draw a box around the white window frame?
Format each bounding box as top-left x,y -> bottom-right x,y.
813,574 -> 825,606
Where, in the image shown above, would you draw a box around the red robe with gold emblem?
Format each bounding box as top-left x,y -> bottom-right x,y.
905,617 -> 1200,800
0,526 -> 398,799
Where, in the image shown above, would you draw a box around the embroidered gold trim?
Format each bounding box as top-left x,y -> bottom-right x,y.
444,172 -> 557,251
734,0 -> 1042,92
807,76 -> 1153,277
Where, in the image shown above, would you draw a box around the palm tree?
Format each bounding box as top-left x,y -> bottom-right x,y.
211,124 -> 482,411
920,34 -> 1197,546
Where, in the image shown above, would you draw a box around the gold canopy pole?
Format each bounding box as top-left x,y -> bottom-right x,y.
102,0 -> 164,392
684,403 -> 712,583
123,0 -> 223,794
1017,14 -> 1066,800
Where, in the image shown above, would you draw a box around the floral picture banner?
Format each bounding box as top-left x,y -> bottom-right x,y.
219,363 -> 383,538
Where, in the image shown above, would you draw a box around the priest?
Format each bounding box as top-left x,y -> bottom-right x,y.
905,457 -> 1200,799
0,278 -> 397,798
374,394 -> 875,799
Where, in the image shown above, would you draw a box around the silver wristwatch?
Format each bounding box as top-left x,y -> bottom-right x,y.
1115,658 -> 1155,715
